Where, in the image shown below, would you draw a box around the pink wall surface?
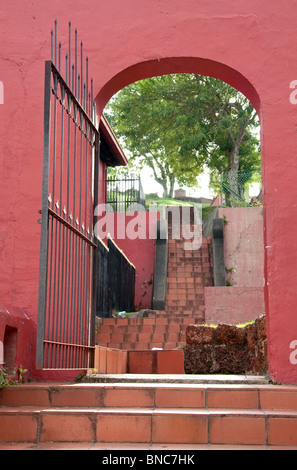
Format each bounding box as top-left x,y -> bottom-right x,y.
1,0 -> 297,382
97,210 -> 159,310
219,207 -> 265,287
204,287 -> 265,325
204,207 -> 265,325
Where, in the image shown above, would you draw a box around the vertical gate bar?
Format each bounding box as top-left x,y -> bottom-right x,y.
90,132 -> 100,367
59,89 -> 65,217
89,134 -> 93,236
79,118 -> 83,227
75,120 -> 83,366
61,227 -> 67,368
76,232 -> 82,364
51,75 -> 58,212
54,18 -> 57,67
86,57 -> 88,115
65,228 -> 72,368
36,61 -> 52,370
80,240 -> 86,368
75,29 -> 77,97
46,214 -> 54,367
68,21 -> 71,89
81,132 -> 89,367
82,243 -> 88,365
73,230 -> 79,367
80,41 -> 83,106
59,222 -> 66,366
69,231 -> 76,369
64,93 -> 72,367
57,83 -> 65,367
58,42 -> 61,73
50,70 -> 59,365
51,217 -> 58,368
51,28 -> 53,63
54,220 -> 62,368
82,133 -> 90,366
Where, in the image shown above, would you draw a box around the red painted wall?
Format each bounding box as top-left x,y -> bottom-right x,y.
1,0 -> 297,383
97,210 -> 159,310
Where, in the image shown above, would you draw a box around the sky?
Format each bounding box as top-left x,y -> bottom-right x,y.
140,166 -> 215,199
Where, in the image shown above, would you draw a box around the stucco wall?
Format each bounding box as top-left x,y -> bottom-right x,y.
204,286 -> 265,325
204,207 -> 265,325
218,207 -> 264,287
97,210 -> 159,310
1,0 -> 297,382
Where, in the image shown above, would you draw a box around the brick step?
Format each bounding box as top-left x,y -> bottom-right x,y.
1,383 -> 297,445
99,316 -> 199,326
96,316 -> 200,350
97,332 -> 186,344
100,342 -> 186,351
99,322 -> 189,335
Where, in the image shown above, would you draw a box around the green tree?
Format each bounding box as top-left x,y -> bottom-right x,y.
105,74 -> 260,199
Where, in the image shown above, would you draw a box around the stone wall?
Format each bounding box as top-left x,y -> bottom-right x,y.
184,315 -> 267,375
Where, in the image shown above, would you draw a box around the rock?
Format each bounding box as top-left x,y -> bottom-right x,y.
215,323 -> 246,346
212,345 -> 247,374
184,315 -> 267,376
246,323 -> 257,351
184,346 -> 213,374
255,315 -> 266,341
186,325 -> 214,346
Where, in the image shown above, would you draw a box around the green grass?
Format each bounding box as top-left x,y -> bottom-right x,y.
202,319 -> 257,328
146,196 -> 216,219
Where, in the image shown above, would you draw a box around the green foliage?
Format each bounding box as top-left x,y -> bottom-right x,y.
0,365 -> 29,389
18,364 -> 28,383
0,368 -> 17,389
105,74 -> 261,198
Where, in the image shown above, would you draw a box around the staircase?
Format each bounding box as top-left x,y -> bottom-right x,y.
1,381 -> 297,449
96,206 -> 213,351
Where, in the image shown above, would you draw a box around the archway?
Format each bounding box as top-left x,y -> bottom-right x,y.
95,57 -> 266,375
96,57 -> 261,118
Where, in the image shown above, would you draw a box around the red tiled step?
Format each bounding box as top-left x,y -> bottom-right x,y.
1,383 -> 297,445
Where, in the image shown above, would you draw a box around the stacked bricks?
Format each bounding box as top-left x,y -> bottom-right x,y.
96,206 -> 214,351
95,314 -> 197,350
165,235 -> 213,320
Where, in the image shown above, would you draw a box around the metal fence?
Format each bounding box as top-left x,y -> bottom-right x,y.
220,168 -> 262,207
36,21 -> 98,370
106,175 -> 145,212
96,238 -> 135,318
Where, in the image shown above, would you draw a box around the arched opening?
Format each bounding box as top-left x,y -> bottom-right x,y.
95,57 -> 266,376
96,57 -> 261,118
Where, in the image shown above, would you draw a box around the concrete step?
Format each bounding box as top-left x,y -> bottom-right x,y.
1,382 -> 297,446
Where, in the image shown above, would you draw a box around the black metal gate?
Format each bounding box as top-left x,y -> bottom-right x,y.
36,20 -> 99,370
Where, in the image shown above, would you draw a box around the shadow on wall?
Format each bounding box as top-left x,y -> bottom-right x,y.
203,207 -> 265,325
